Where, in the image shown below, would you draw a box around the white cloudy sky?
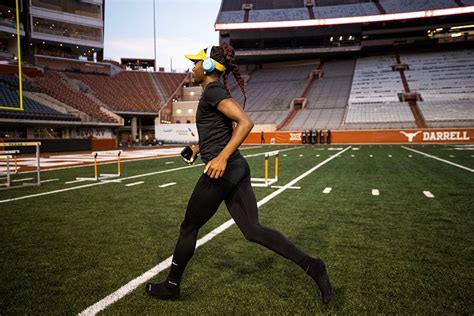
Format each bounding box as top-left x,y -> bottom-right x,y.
104,0 -> 222,72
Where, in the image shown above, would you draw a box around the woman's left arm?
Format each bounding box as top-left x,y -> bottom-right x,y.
204,98 -> 254,179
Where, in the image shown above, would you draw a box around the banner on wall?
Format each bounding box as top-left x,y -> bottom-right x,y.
73,128 -> 112,139
155,124 -> 198,144
244,128 -> 474,144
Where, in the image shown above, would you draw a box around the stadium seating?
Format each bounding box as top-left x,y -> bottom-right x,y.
33,71 -> 116,123
401,49 -> 474,102
67,71 -> 162,112
279,59 -> 357,130
312,2 -> 379,18
418,101 -> 474,123
285,108 -> 346,130
151,73 -> 188,99
216,0 -> 462,24
349,55 -> 403,104
379,0 -> 456,13
306,59 -> 355,109
249,8 -> 308,22
218,11 -> 244,23
344,102 -> 415,124
246,110 -> 290,126
0,83 -> 80,121
233,64 -> 315,112
401,49 -> 474,125
0,75 -> 40,92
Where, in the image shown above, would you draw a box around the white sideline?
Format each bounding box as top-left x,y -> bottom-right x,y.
125,181 -> 144,187
78,145 -> 352,315
401,146 -> 474,173
0,147 -> 299,205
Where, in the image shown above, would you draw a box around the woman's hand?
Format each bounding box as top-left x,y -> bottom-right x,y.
191,145 -> 200,160
204,155 -> 228,179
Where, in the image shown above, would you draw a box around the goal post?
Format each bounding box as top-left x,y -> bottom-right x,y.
0,0 -> 24,111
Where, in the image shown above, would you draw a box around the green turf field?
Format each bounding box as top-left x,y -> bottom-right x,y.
0,145 -> 472,314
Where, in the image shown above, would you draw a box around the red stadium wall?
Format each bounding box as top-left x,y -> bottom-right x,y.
245,128 -> 474,144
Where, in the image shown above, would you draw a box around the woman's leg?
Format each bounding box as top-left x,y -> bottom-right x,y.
146,174 -> 230,299
224,179 -> 309,268
168,174 -> 229,280
224,177 -> 332,303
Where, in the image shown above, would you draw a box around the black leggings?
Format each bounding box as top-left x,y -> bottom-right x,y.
168,155 -> 309,281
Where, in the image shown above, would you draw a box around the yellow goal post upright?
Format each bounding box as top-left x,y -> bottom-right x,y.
76,150 -> 122,181
251,150 -> 279,187
0,142 -> 41,189
0,0 -> 24,111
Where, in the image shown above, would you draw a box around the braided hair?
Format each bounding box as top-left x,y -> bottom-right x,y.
209,44 -> 247,109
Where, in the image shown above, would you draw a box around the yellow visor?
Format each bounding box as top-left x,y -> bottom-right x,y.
184,49 -> 226,72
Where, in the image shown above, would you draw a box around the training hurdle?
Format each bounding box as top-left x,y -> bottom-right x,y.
76,150 -> 122,181
0,142 -> 41,190
251,151 -> 279,187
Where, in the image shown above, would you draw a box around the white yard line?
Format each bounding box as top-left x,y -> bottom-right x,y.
322,187 -> 332,194
125,181 -> 144,187
401,146 -> 474,173
165,162 -> 175,165
78,145 -> 352,316
423,191 -> 435,198
372,189 -> 380,196
158,182 -> 177,188
0,148 -> 299,205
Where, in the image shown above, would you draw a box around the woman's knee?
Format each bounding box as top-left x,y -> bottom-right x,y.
179,220 -> 199,237
242,225 -> 262,243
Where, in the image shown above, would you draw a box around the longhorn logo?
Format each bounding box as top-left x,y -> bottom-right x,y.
400,131 -> 421,142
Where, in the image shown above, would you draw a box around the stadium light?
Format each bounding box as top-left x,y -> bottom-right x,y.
215,6 -> 474,30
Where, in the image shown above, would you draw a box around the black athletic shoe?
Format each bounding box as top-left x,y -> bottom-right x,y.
306,258 -> 332,304
145,281 -> 180,300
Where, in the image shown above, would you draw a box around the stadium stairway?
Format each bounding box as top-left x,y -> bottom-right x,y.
277,62 -> 323,130
395,54 -> 427,128
148,73 -> 168,105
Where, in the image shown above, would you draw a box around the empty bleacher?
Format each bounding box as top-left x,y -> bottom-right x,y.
312,2 -> 379,18
217,11 -> 244,23
306,59 -> 355,109
379,0 -> 457,13
349,55 -> 403,104
401,49 -> 474,126
283,59 -> 356,130
67,71 -> 162,113
246,110 -> 290,126
285,108 -> 347,130
233,64 -> 314,113
151,72 -> 188,99
344,102 -> 416,124
0,75 -> 40,92
33,71 -> 117,123
249,8 -> 308,21
0,82 -> 80,121
343,55 -> 416,127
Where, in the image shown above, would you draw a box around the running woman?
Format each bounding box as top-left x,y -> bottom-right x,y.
146,44 -> 332,304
